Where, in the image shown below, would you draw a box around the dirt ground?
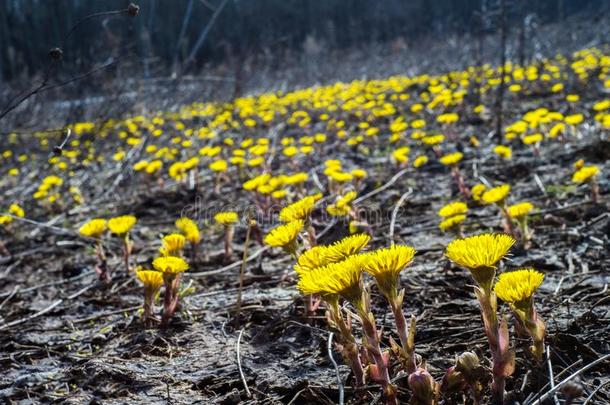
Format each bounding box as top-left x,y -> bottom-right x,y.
1,129 -> 608,404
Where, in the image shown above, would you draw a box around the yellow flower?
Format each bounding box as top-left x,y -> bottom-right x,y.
279,196 -> 316,222
210,159 -> 228,172
327,191 -> 357,217
175,217 -> 201,244
471,183 -> 486,201
79,218 -> 107,238
361,245 -> 416,297
297,255 -> 364,304
294,233 -> 371,274
440,215 -> 466,232
351,169 -> 367,179
328,171 -> 353,183
413,155 -> 428,168
573,159 -> 585,171
161,233 -> 186,256
445,233 -> 515,289
439,152 -> 463,166
507,202 -> 534,219
482,184 -> 510,205
264,220 -> 304,251
572,165 -> 599,183
108,215 -> 137,235
152,256 -> 189,274
494,268 -> 544,306
438,202 -> 468,218
0,216 -> 12,225
422,134 -> 445,145
136,269 -> 164,290
522,133 -> 543,145
493,145 -> 512,159
214,211 -> 239,225
324,233 -> 371,263
8,204 -> 24,218
392,147 -> 410,163
565,114 -> 583,125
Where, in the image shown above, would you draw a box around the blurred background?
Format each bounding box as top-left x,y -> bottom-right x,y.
0,0 -> 608,129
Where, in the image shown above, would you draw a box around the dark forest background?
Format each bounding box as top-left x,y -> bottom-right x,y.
0,0 -> 605,82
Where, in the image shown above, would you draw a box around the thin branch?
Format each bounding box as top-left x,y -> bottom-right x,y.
236,328 -> 252,398
530,354 -> 610,405
328,332 -> 345,405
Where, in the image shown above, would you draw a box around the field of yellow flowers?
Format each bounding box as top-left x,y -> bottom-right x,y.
0,46 -> 609,404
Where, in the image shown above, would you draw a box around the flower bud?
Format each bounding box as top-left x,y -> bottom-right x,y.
408,367 -> 437,404
456,351 -> 480,375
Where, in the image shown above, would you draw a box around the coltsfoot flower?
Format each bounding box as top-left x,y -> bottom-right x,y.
279,196 -> 316,222
264,219 -> 304,255
108,215 -> 137,235
160,233 -> 186,257
507,202 -> 534,219
175,217 -> 201,245
152,256 -> 189,274
79,218 -> 107,238
136,269 -> 164,327
361,245 -> 416,299
445,233 -> 515,290
214,211 -> 239,225
494,268 -> 546,361
494,268 -> 544,308
297,254 -> 364,304
294,233 -> 370,274
440,152 -> 463,166
481,184 -> 510,205
440,214 -> 466,233
438,202 -> 468,218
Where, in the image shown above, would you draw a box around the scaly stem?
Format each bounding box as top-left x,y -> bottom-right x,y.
143,286 -> 156,327
327,298 -> 365,386
355,296 -> 398,405
474,287 -> 513,405
161,273 -> 181,326
224,225 -> 234,262
122,234 -> 132,273
590,179 -> 600,203
389,291 -> 417,374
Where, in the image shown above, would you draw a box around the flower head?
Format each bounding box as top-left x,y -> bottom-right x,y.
297,255 -> 365,304
214,211 -> 239,226
482,184 -> 510,205
440,214 -> 466,232
440,152 -> 463,166
572,165 -> 600,183
413,155 -> 428,168
508,202 -> 534,219
445,233 -> 515,289
493,145 -> 512,159
152,256 -> 189,274
264,220 -> 304,252
175,217 -> 201,244
79,218 -> 107,238
136,269 -> 164,290
8,204 -> 24,218
279,196 -> 316,222
161,233 -> 186,256
438,202 -> 468,218
361,245 -> 416,298
494,268 -> 544,307
471,183 -> 486,201
294,234 -> 370,274
108,215 -> 137,235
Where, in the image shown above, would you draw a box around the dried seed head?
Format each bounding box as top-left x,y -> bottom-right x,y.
49,48 -> 63,60
127,3 -> 140,17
